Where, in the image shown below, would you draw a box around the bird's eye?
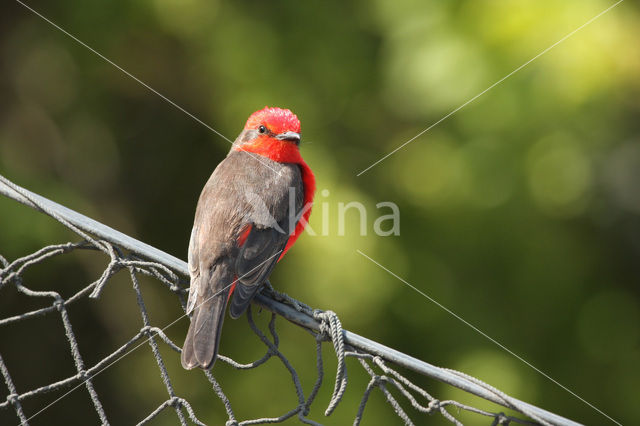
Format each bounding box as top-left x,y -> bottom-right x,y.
258,125 -> 267,134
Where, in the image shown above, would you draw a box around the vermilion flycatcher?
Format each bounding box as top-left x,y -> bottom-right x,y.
181,107 -> 315,370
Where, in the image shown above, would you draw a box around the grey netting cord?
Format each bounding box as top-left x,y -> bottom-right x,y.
0,174 -> 582,426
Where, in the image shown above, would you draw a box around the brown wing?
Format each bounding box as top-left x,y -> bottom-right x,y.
228,223 -> 290,318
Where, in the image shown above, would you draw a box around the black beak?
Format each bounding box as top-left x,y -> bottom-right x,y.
276,131 -> 301,145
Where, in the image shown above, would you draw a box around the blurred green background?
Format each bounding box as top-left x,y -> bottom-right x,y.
1,0 -> 639,424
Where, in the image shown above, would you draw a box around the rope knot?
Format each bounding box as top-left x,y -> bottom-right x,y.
62,242 -> 77,251
78,370 -> 89,380
110,259 -> 125,271
7,393 -> 18,404
53,299 -> 64,311
299,403 -> 310,416
317,323 -> 331,341
312,310 -> 331,341
311,309 -> 325,321
141,326 -> 152,336
493,412 -> 511,425
428,399 -> 441,411
170,396 -> 181,408
225,420 -> 239,426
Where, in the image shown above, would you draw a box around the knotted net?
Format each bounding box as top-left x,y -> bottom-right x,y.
0,175 -> 579,426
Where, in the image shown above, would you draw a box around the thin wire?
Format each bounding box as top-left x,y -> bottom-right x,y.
356,0 -> 624,176
356,249 -> 622,426
23,249 -> 283,424
13,0 -> 282,175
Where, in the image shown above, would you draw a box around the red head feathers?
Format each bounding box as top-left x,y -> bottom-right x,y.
244,107 -> 301,134
236,106 -> 304,165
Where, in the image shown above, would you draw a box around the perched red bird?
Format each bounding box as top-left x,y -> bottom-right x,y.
181,107 -> 315,370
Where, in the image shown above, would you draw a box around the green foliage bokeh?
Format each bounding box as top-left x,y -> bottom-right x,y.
1,0 -> 639,425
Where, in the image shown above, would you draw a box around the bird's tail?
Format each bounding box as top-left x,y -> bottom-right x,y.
181,288 -> 229,370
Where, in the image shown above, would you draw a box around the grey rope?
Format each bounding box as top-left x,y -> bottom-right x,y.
312,310 -> 348,416
127,264 -> 188,426
0,355 -> 28,424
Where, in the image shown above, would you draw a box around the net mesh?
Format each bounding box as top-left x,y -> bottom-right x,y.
0,175 -> 572,426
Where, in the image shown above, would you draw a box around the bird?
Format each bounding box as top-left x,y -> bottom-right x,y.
181,106 -> 315,370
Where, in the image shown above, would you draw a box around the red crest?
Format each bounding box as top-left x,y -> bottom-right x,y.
244,106 -> 301,134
